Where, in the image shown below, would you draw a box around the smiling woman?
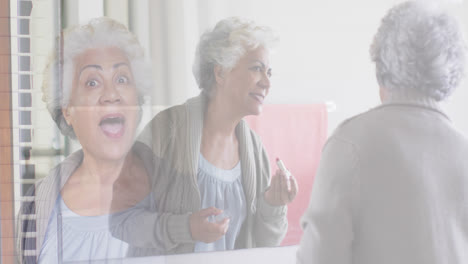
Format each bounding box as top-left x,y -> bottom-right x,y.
213,46 -> 272,116
111,17 -> 298,256
16,17 -> 155,264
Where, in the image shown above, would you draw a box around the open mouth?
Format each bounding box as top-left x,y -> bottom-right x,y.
99,114 -> 125,138
250,93 -> 265,104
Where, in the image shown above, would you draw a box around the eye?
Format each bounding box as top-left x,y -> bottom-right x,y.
116,76 -> 129,84
86,79 -> 99,87
250,66 -> 263,72
267,69 -> 272,78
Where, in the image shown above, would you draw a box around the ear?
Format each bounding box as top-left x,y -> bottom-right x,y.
379,87 -> 386,103
214,65 -> 225,86
62,107 -> 73,126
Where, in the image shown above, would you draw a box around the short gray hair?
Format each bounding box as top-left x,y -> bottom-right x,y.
42,17 -> 152,138
370,1 -> 466,101
192,17 -> 278,95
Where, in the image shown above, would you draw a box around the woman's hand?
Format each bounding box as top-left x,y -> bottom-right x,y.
264,169 -> 299,206
189,207 -> 230,243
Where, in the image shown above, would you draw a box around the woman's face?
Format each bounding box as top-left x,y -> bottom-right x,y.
63,46 -> 139,163
218,46 -> 271,117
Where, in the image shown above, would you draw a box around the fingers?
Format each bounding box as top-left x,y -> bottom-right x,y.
264,170 -> 293,206
279,167 -> 299,203
280,171 -> 290,203
273,169 -> 299,205
276,167 -> 292,191
203,219 -> 230,243
218,217 -> 230,226
288,175 -> 299,202
273,170 -> 282,204
210,218 -> 230,234
285,169 -> 291,192
190,207 -> 230,243
218,218 -> 230,234
198,207 -> 222,218
275,168 -> 292,204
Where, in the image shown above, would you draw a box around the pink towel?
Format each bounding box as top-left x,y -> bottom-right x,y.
245,104 -> 328,246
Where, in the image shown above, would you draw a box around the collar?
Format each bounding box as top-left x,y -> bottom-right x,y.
379,93 -> 450,121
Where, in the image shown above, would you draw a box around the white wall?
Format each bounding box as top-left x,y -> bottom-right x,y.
189,0 -> 468,134
443,1 -> 468,136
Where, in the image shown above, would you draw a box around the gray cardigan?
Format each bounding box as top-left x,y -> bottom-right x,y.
117,93 -> 288,255
297,97 -> 468,264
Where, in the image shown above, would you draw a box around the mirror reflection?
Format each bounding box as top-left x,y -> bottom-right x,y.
15,2 -> 327,262
9,0 -> 468,263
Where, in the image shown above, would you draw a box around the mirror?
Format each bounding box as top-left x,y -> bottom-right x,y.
10,0 -> 468,262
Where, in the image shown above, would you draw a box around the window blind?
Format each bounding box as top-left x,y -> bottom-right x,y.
6,0 -> 62,263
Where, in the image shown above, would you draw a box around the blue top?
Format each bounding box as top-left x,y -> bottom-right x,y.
39,194 -> 152,263
194,154 -> 247,252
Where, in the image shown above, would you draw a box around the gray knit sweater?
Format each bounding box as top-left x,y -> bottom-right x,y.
297,97 -> 468,264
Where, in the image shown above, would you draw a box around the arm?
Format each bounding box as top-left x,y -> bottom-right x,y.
112,107 -> 195,252
296,137 -> 360,264
111,206 -> 194,252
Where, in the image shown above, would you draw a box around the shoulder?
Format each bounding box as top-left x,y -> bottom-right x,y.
239,119 -> 265,153
20,153 -> 79,207
46,151 -> 82,180
151,104 -> 187,128
138,95 -> 206,156
144,94 -> 207,134
138,103 -> 187,147
328,105 -> 390,145
318,108 -> 385,165
33,151 -> 82,199
334,107 -> 376,134
150,94 -> 206,126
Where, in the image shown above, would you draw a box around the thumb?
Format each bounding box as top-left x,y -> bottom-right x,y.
199,207 -> 222,217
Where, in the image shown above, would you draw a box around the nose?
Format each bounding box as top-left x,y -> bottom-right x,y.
258,71 -> 271,90
99,83 -> 121,104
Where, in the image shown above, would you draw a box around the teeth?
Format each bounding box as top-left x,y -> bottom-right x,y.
252,94 -> 263,101
99,117 -> 124,135
99,117 -> 123,125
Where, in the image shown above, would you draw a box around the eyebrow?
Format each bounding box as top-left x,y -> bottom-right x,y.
78,64 -> 102,76
78,62 -> 129,77
113,62 -> 130,69
250,60 -> 271,70
251,61 -> 273,75
251,60 -> 265,66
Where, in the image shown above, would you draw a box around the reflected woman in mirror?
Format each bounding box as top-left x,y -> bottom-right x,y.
116,17 -> 298,255
17,18 -> 155,263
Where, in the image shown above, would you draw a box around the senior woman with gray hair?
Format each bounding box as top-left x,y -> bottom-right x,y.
17,17 -> 155,263
115,17 -> 298,255
297,1 -> 468,263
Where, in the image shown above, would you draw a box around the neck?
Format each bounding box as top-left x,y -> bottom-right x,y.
382,90 -> 441,110
204,93 -> 242,138
78,151 -> 134,185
